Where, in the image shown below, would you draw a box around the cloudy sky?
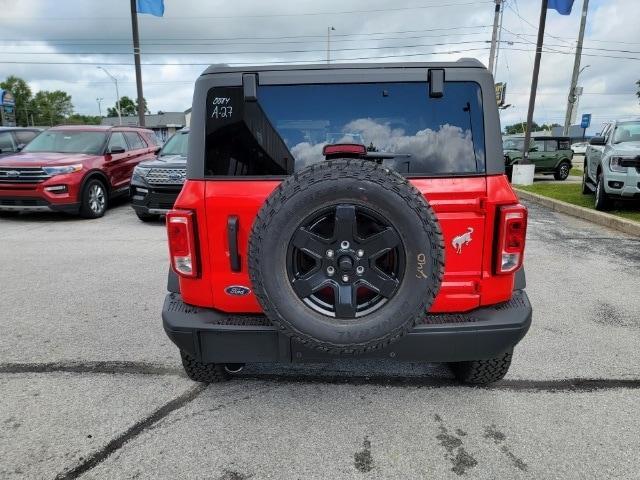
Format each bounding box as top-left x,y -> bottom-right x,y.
0,0 -> 638,133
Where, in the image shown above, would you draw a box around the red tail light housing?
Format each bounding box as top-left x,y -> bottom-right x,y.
166,210 -> 199,278
322,143 -> 367,158
495,204 -> 527,275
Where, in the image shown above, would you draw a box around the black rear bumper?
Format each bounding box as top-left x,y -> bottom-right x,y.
162,290 -> 532,364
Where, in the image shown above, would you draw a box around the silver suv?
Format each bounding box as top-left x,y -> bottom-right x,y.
582,119 -> 640,210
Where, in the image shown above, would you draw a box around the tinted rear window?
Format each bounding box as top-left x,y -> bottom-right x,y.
205,82 -> 485,177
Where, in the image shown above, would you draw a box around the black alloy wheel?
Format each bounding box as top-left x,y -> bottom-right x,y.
287,204 -> 405,319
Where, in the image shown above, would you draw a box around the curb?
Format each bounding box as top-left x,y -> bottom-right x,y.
514,188 -> 640,237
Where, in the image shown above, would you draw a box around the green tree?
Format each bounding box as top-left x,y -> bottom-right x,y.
31,90 -> 74,126
65,114 -> 102,125
107,96 -> 149,117
0,75 -> 33,126
504,122 -> 560,135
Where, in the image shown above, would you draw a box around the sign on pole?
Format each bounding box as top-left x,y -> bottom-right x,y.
495,82 -> 507,107
580,113 -> 591,129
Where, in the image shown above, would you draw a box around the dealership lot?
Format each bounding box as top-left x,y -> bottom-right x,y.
1,201 -> 639,479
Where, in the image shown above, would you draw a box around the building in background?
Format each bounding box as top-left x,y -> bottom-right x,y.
101,111 -> 185,143
184,107 -> 191,128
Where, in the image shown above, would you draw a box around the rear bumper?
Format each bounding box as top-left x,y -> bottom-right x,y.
162,290 -> 532,364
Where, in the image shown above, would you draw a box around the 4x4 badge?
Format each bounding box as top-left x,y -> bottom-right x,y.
452,227 -> 474,254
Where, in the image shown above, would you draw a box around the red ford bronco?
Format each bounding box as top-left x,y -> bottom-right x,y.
162,60 -> 531,385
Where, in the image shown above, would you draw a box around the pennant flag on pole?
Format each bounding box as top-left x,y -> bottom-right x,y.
548,0 -> 574,15
137,0 -> 164,17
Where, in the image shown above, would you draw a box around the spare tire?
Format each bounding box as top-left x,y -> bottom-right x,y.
249,159 -> 444,354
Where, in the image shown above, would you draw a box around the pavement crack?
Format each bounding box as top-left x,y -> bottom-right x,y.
54,384 -> 207,479
0,361 -> 182,377
235,373 -> 640,392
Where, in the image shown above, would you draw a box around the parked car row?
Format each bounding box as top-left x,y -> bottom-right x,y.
582,119 -> 640,210
0,125 -> 188,220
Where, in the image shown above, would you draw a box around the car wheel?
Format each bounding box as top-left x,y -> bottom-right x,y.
135,211 -> 159,222
79,179 -> 108,218
449,350 -> 513,385
594,173 -> 610,211
554,161 -> 571,181
249,159 -> 445,354
180,351 -> 230,383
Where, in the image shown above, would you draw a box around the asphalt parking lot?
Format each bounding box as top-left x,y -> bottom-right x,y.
1,199 -> 639,479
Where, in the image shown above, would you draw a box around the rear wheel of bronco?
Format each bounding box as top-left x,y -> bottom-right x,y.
449,350 -> 513,385
249,159 -> 445,355
554,161 -> 571,181
180,351 -> 230,383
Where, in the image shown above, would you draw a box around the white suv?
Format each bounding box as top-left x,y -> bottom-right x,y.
582,119 -> 640,210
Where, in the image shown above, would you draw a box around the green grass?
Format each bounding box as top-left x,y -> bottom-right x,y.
516,182 -> 640,223
569,167 -> 582,177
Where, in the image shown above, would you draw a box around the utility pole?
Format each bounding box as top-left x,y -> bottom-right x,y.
327,26 -> 335,64
130,0 -> 146,126
488,0 -> 502,74
563,0 -> 589,136
493,0 -> 504,78
521,0 -> 548,165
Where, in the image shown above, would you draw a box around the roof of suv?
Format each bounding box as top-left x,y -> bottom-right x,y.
49,125 -> 154,132
201,59 -> 485,75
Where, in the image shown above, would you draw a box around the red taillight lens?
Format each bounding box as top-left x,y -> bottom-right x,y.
166,210 -> 198,278
495,204 -> 527,274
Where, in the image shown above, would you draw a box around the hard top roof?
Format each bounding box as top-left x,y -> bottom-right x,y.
201,59 -> 485,76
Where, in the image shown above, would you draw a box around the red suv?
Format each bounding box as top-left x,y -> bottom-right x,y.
163,61 -> 531,385
0,125 -> 158,218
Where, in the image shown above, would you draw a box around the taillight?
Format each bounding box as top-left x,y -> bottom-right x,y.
495,204 -> 527,275
166,210 -> 198,278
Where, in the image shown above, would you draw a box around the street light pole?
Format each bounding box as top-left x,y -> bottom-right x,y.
327,26 -> 335,64
97,66 -> 121,125
96,97 -> 103,118
488,0 -> 502,74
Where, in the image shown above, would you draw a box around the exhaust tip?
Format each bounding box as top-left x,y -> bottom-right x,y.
224,363 -> 244,374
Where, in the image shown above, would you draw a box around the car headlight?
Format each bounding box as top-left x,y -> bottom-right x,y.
43,164 -> 83,176
609,156 -> 630,173
132,166 -> 150,181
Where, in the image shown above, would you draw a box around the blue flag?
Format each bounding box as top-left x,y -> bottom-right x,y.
548,0 -> 574,15
137,0 -> 164,17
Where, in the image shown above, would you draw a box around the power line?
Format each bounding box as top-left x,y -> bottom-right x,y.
0,25 -> 493,43
5,2 -> 494,21
0,47 -> 494,66
0,39 -> 494,56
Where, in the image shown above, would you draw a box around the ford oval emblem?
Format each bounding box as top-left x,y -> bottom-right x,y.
225,285 -> 251,296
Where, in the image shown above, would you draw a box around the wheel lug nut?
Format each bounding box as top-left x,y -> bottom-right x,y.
326,249 -> 334,258
327,266 -> 335,276
342,275 -> 349,282
340,240 -> 350,249
356,266 -> 364,275
357,249 -> 364,257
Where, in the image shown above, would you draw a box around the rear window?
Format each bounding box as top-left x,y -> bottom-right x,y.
205,81 -> 485,177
